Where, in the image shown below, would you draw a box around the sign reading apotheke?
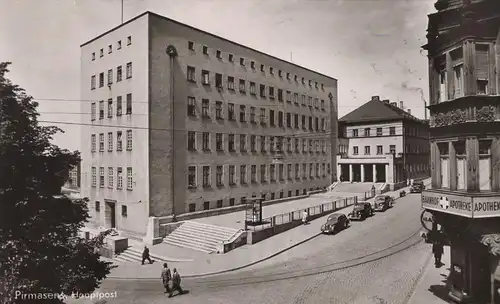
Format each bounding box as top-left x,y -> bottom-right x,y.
421,191 -> 473,218
473,196 -> 500,218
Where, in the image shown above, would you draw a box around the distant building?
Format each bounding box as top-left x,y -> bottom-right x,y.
337,95 -> 430,190
64,162 -> 81,189
80,11 -> 339,241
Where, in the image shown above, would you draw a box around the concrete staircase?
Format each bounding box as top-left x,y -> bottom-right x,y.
163,221 -> 242,254
333,182 -> 379,194
113,246 -> 173,264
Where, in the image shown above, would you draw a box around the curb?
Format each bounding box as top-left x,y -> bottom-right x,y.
404,249 -> 434,304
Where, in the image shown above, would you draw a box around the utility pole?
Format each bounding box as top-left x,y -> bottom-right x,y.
121,0 -> 124,24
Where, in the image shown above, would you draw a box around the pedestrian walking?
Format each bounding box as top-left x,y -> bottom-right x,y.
141,245 -> 153,265
169,268 -> 184,298
161,263 -> 172,293
432,242 -> 444,267
302,210 -> 308,225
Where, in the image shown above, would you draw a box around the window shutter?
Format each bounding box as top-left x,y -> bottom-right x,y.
475,44 -> 489,80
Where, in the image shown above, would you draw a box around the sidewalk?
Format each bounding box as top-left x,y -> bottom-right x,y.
108,182 -> 426,279
407,245 -> 452,304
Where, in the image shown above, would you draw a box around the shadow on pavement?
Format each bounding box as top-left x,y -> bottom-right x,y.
169,290 -> 190,298
429,284 -> 451,302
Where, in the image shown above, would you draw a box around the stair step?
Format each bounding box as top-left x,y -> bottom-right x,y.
163,234 -> 218,252
183,221 -> 239,234
163,237 -> 213,253
178,224 -> 236,239
170,228 -> 229,243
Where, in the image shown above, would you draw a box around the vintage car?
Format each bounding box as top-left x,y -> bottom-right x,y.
320,213 -> 350,234
348,201 -> 374,221
373,195 -> 393,211
410,181 -> 425,193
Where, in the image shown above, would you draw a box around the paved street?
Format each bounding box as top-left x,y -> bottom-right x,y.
73,192 -> 437,304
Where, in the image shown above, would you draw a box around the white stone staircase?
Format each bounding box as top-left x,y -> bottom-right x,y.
328,181 -> 340,191
113,246 -> 173,264
162,221 -> 242,254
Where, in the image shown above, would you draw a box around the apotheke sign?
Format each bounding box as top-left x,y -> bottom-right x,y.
473,197 -> 500,218
421,191 -> 473,218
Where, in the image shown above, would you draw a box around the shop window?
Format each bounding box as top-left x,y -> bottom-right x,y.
479,140 -> 492,191
438,143 -> 449,189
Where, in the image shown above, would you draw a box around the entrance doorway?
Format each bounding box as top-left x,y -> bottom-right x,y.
375,164 -> 386,183
363,164 -> 374,182
105,201 -> 116,229
340,164 -> 350,181
352,164 -> 361,182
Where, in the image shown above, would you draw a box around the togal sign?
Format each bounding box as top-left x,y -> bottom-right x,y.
421,191 -> 473,218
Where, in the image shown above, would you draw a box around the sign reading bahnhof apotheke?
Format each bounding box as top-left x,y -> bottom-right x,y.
422,191 -> 500,218
421,191 -> 473,217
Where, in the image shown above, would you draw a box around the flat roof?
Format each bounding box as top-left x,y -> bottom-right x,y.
80,11 -> 337,81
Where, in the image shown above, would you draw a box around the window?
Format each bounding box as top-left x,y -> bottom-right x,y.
251,165 -> 256,183
91,75 -> 96,90
99,101 -> 105,119
126,93 -> 132,114
201,70 -> 210,85
117,131 -> 122,151
376,128 -> 382,136
438,143 -> 449,189
270,137 -> 275,152
309,164 -> 313,178
216,133 -> 223,151
228,54 -> 233,62
364,128 -> 371,137
99,133 -> 104,152
240,135 -> 246,152
250,135 -> 256,151
228,103 -> 235,120
92,52 -> 95,61
388,145 -> 395,154
286,72 -> 290,80
202,133 -> 210,151
315,117 -> 319,131
202,166 -> 210,187
250,107 -> 255,123
115,96 -> 122,116
202,99 -> 210,117
260,136 -> 266,152
295,138 -> 299,152
321,118 -> 326,131
250,82 -> 256,95
187,96 -> 196,117
309,117 -> 313,130
278,111 -> 283,127
91,167 -> 96,187
188,132 -> 196,150
286,91 -> 291,103
294,93 -> 299,104
188,166 -> 196,188
377,145 -> 383,155
187,66 -> 195,82
279,164 -> 284,180
99,167 -> 105,188
188,41 -> 194,50
100,49 -> 103,57
450,48 -> 463,98
240,58 -> 245,66
260,108 -> 266,124
240,105 -> 246,122
116,167 -> 123,189
216,101 -> 223,119
107,99 -> 113,118
202,45 -> 208,55
189,204 -> 196,212
228,134 -> 235,151
278,89 -> 283,102
215,73 -> 222,88
126,62 -> 132,79
276,137 -> 283,152
127,36 -> 131,45
352,129 -> 358,137
260,84 -> 266,97
295,164 -> 300,179
287,164 -> 292,180
126,130 -> 132,150
216,166 -> 223,186
286,113 -> 291,127
108,132 -> 113,151
353,146 -> 359,155
270,164 -> 276,181
229,165 -> 235,185
476,44 -> 490,95
270,110 -> 275,126
240,165 -> 247,184
260,164 -> 266,182
229,198 -> 235,206
99,73 -> 104,87
302,164 -> 307,178
91,103 -> 96,121
228,76 -> 235,90
479,140 -> 492,191
117,40 -> 122,50
116,66 -> 122,82
121,205 -> 127,217
364,146 -> 370,155
107,69 -> 113,85
108,167 -> 114,188
239,79 -> 246,92
91,134 -> 96,152
308,96 -> 312,106
389,127 -> 396,135
320,99 -> 325,110
269,86 -> 275,99
294,114 -> 299,129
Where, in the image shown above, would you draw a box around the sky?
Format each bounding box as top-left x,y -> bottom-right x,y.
0,0 -> 435,151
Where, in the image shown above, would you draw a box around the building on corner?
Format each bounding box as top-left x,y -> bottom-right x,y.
79,11 -> 339,242
336,95 -> 430,191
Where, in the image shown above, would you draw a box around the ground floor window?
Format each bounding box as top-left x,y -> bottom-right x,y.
479,140 -> 492,191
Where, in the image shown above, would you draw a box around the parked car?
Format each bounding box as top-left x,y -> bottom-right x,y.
373,195 -> 393,211
320,213 -> 350,234
410,181 -> 425,193
348,201 -> 374,221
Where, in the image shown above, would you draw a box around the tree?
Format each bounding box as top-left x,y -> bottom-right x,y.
0,62 -> 114,303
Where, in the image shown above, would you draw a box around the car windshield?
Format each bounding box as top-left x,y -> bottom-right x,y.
327,214 -> 340,221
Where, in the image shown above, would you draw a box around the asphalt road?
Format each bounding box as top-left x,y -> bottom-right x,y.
70,193 -> 433,304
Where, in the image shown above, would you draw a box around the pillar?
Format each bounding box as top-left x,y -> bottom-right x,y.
349,164 -> 353,182
361,164 -> 365,182
385,164 -> 391,183
337,164 -> 342,182
449,141 -> 457,191
372,164 -> 377,183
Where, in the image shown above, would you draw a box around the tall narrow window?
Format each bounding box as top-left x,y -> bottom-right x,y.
450,48 -> 463,99
438,143 -> 449,189
476,44 -> 490,95
126,62 -> 132,79
479,140 -> 492,191
127,167 -> 133,190
117,167 -> 123,189
126,130 -> 132,151
116,96 -> 122,116
454,141 -> 466,190
126,93 -> 132,114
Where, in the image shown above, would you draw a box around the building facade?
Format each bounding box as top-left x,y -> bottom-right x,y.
337,96 -> 430,190
422,0 -> 500,302
80,11 -> 338,240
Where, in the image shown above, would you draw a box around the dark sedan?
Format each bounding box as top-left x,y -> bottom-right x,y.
348,201 -> 374,221
321,213 -> 350,234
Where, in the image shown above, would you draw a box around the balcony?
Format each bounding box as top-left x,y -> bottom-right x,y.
421,189 -> 500,218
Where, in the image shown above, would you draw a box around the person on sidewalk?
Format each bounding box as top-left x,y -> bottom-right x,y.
169,268 -> 184,298
141,245 -> 153,265
302,210 -> 308,225
161,263 -> 172,293
432,242 -> 444,267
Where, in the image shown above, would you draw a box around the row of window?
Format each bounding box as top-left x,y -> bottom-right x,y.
90,94 -> 133,121
91,36 -> 132,61
187,40 -> 326,92
187,163 -> 331,189
188,97 -> 327,131
187,67 -> 326,110
352,145 -> 396,156
91,63 -> 132,89
91,130 -> 133,153
91,167 -> 133,190
94,201 -> 128,217
187,131 -> 329,154
351,127 -> 397,137
190,187 -> 324,212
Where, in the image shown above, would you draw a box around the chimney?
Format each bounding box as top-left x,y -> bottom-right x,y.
371,95 -> 380,101
390,102 -> 397,107
407,109 -> 411,115
399,101 -> 404,109
382,99 -> 390,103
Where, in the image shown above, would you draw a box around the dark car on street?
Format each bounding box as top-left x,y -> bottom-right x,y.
373,195 -> 393,212
348,201 -> 374,221
320,213 -> 350,234
410,181 -> 425,193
